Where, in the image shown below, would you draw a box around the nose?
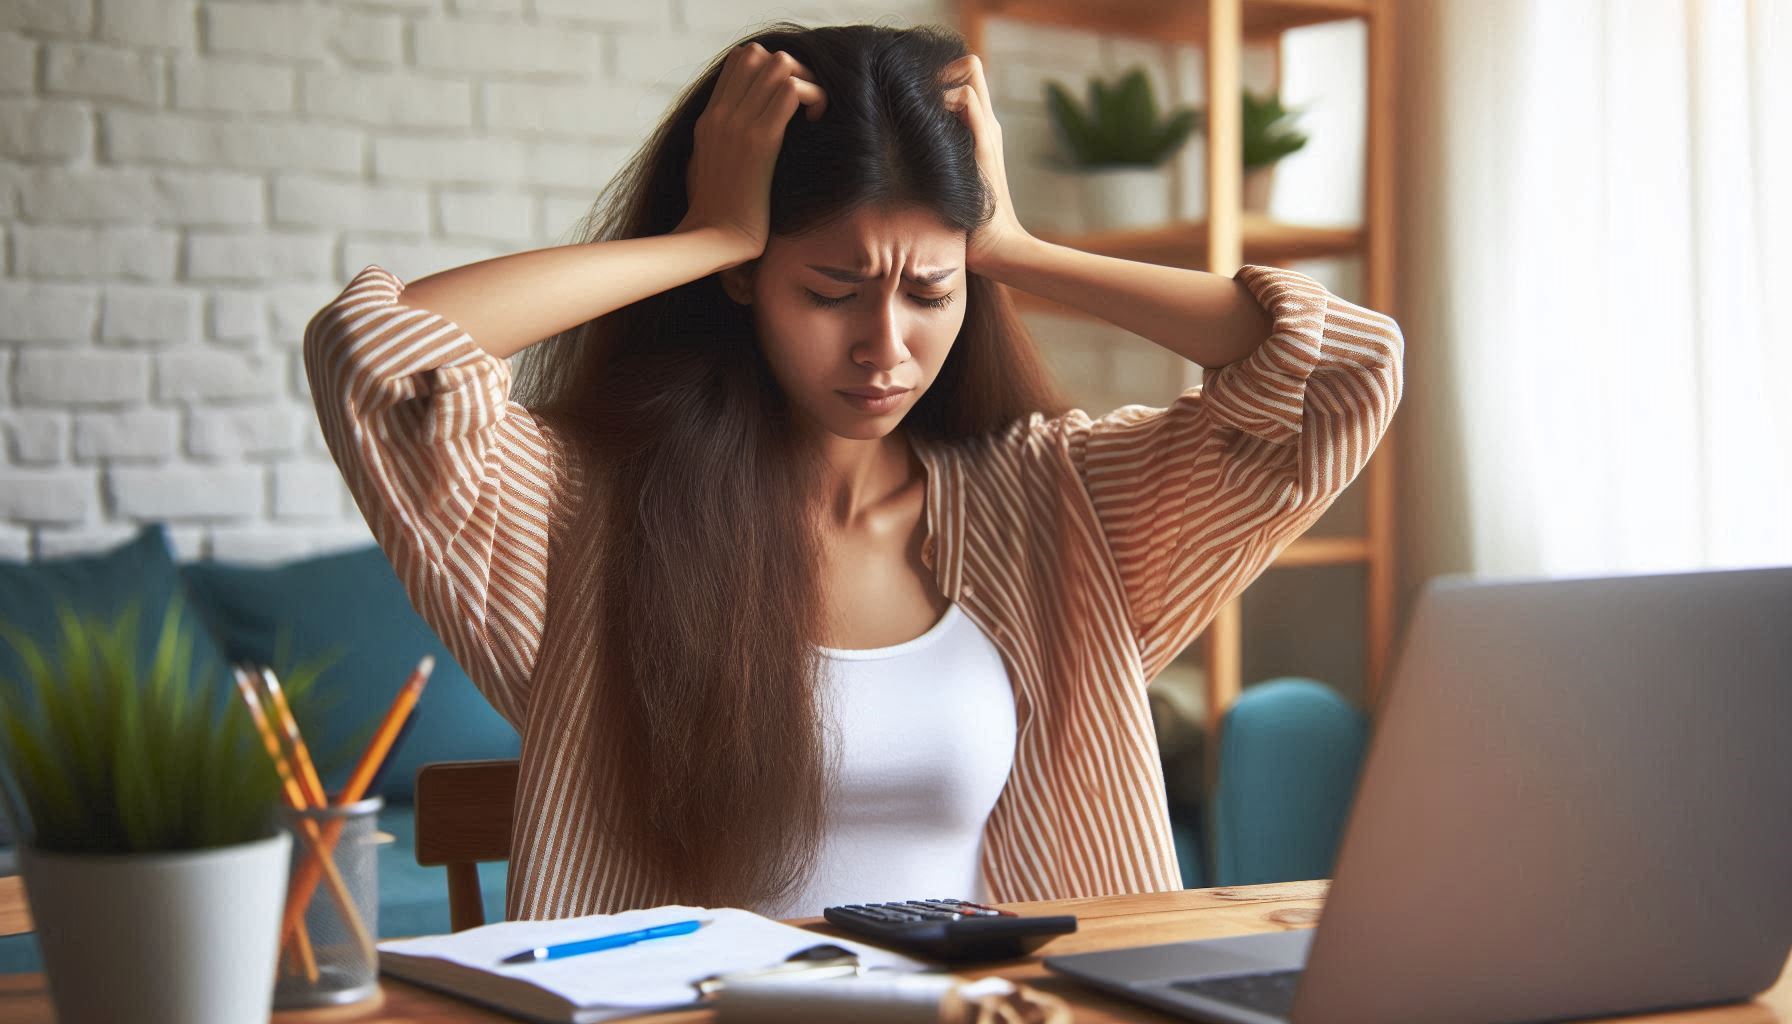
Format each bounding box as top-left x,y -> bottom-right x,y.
851,297 -> 912,371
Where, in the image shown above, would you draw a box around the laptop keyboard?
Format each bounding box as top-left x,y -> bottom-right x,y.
1169,968 -> 1304,1019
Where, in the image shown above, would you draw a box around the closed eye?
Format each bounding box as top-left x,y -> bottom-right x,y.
804,289 -> 955,311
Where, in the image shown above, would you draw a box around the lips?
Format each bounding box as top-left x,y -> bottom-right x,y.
839,386 -> 911,398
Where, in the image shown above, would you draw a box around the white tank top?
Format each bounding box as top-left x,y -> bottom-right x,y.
754,601 -> 1018,919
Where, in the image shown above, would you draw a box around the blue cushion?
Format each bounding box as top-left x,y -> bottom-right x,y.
179,545 -> 520,801
1171,807 -> 1207,889
1209,678 -> 1369,886
0,524 -> 231,848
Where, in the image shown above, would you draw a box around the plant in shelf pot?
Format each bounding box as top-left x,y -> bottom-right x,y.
1239,88 -> 1310,214
0,599 -> 324,1024
1045,66 -> 1200,232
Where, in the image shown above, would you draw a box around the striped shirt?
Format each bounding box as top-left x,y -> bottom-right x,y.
303,261 -> 1404,920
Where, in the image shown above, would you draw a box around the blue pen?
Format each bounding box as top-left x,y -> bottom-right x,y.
500,918 -> 708,964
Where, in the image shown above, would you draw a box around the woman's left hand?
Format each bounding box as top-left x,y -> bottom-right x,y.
941,54 -> 1033,275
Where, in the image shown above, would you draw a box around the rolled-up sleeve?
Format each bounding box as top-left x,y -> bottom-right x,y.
1061,263 -> 1405,682
302,264 -> 559,729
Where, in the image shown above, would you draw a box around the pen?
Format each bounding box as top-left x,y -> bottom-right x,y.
501,919 -> 709,964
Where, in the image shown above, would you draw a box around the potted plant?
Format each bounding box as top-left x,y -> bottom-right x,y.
1046,66 -> 1201,231
0,598 -> 315,1024
1239,88 -> 1310,213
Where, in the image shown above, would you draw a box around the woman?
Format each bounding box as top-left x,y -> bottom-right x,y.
303,22 -> 1404,922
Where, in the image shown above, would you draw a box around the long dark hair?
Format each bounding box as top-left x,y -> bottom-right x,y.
512,21 -> 1069,911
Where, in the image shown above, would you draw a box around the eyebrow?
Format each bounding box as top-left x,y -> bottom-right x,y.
805,264 -> 960,287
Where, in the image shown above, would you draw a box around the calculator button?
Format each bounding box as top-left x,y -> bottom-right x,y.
931,900 -> 989,918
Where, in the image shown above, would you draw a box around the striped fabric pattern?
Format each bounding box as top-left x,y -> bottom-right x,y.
303,261 -> 1404,919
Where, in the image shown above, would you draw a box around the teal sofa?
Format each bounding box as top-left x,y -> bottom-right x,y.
0,524 -> 1367,973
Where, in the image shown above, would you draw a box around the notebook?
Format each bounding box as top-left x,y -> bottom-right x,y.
376,904 -> 928,1023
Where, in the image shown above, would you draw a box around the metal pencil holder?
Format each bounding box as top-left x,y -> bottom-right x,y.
272,795 -> 383,1009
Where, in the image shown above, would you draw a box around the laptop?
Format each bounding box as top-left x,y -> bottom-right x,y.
1046,566 -> 1792,1024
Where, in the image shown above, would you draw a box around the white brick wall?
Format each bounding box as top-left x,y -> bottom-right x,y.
1,0 -> 1233,564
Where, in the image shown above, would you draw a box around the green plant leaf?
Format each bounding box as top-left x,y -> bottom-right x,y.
1154,109 -> 1200,163
1242,88 -> 1311,169
1045,68 -> 1202,169
1115,68 -> 1156,145
0,599 -> 286,853
1045,80 -> 1097,166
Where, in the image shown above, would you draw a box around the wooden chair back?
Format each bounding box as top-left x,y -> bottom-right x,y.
0,875 -> 31,937
413,758 -> 519,932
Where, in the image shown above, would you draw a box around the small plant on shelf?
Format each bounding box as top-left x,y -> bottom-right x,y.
1240,88 -> 1310,212
1044,66 -> 1201,232
1045,66 -> 1201,169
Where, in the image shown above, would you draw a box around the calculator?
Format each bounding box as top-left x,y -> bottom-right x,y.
821,898 -> 1078,963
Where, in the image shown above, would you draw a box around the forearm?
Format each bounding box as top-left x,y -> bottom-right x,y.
397,226 -> 755,360
979,235 -> 1275,371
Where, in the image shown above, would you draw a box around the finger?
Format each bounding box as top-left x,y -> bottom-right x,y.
752,52 -> 826,125
943,83 -> 976,134
714,42 -> 767,115
939,62 -> 979,125
780,55 -> 828,121
742,49 -> 808,122
959,54 -> 997,124
765,74 -> 828,126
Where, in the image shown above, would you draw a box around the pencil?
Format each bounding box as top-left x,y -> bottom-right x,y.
261,666 -> 329,809
364,705 -> 420,799
280,654 -> 434,951
235,666 -> 321,984
339,654 -> 433,804
236,667 -> 308,808
235,665 -> 379,973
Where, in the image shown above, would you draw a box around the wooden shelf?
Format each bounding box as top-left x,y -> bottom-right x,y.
1276,535 -> 1372,568
1040,212 -> 1363,265
1012,214 -> 1363,316
963,0 -> 1400,715
978,0 -> 1375,43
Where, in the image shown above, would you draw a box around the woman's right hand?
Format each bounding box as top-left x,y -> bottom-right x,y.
675,42 -> 828,262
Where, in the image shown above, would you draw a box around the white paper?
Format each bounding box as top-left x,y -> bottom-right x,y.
377,905 -> 928,1014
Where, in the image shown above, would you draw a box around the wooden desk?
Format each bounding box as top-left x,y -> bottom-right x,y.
3,881 -> 1788,1023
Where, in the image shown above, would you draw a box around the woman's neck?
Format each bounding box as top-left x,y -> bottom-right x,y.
814,427 -> 919,531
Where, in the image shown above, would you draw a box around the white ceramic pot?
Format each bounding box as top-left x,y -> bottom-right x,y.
20,830 -> 293,1024
1243,163 -> 1277,214
1080,164 -> 1173,232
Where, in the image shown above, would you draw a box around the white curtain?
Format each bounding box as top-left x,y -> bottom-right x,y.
1392,0 -> 1791,602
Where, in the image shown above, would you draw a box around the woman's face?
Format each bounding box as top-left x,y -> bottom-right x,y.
724,204 -> 970,441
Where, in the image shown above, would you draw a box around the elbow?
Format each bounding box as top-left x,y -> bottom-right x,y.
1376,319 -> 1404,414
1352,311 -> 1406,431
301,294 -> 353,372
1371,309 -> 1406,368
300,293 -> 383,427
1380,318 -> 1406,421
300,305 -> 348,410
